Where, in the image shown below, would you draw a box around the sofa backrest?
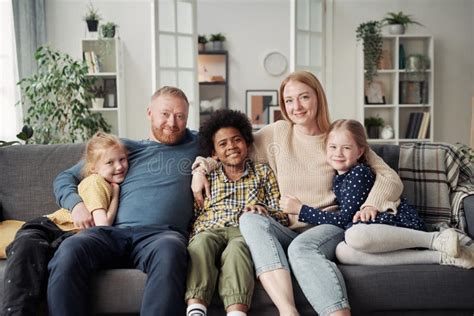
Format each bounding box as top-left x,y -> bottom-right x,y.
0,143 -> 401,222
0,144 -> 85,221
370,144 -> 400,172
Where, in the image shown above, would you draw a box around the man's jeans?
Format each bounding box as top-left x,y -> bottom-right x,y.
47,225 -> 188,316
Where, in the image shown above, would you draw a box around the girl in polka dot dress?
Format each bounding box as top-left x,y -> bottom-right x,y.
281,119 -> 474,269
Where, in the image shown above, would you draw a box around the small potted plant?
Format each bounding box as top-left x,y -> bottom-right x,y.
101,22 -> 118,38
198,35 -> 208,52
381,11 -> 423,35
364,116 -> 385,139
209,33 -> 226,51
83,2 -> 101,32
91,85 -> 105,109
356,21 -> 383,84
0,125 -> 33,147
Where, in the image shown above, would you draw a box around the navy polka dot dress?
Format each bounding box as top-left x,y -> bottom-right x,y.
298,163 -> 426,231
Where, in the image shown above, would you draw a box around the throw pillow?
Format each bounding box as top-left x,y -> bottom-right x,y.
0,220 -> 25,259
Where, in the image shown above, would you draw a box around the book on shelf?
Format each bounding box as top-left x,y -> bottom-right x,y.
83,51 -> 101,73
405,112 -> 424,139
417,112 -> 430,139
84,52 -> 95,73
405,112 -> 416,138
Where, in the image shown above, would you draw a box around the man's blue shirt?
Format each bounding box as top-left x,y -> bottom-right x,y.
53,129 -> 198,235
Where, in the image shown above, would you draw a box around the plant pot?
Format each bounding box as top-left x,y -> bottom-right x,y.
92,98 -> 104,109
198,43 -> 205,52
388,24 -> 405,35
102,27 -> 116,38
211,41 -> 223,51
366,126 -> 380,139
86,20 -> 99,32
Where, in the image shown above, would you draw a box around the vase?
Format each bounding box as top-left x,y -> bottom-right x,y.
399,44 -> 406,69
389,24 -> 405,35
367,126 -> 380,139
102,27 -> 116,38
211,41 -> 223,51
92,98 -> 104,109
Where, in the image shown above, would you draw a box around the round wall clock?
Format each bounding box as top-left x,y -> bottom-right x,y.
263,52 -> 288,76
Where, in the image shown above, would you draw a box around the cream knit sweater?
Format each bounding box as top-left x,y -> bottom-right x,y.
197,120 -> 403,230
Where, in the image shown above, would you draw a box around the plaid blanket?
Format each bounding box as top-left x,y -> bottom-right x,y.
399,142 -> 474,232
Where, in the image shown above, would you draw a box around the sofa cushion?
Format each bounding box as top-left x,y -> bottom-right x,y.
0,144 -> 84,221
340,264 -> 474,313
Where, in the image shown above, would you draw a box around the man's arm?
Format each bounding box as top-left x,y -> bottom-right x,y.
53,161 -> 94,229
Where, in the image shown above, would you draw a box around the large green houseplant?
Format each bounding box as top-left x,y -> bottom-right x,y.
18,46 -> 111,144
356,21 -> 383,84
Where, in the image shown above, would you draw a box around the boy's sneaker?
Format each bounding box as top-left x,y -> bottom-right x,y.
440,245 -> 474,269
432,228 -> 460,257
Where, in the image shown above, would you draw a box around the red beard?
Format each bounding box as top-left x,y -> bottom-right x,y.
151,124 -> 185,144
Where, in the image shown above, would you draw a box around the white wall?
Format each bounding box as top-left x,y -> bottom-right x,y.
330,0 -> 474,144
197,0 -> 290,112
45,0 -> 473,144
46,0 -> 153,140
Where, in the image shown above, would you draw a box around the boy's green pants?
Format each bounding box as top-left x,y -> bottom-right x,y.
185,227 -> 255,309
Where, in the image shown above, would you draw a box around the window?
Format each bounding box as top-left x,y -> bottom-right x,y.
0,0 -> 20,141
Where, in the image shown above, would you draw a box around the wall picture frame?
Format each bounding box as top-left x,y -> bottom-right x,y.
246,90 -> 278,128
269,105 -> 284,123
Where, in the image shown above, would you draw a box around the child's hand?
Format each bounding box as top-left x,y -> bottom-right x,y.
243,204 -> 268,215
280,195 -> 302,215
353,206 -> 378,222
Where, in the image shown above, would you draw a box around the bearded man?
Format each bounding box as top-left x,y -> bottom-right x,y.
47,86 -> 198,316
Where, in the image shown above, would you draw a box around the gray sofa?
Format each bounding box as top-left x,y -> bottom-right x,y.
1,143 -> 474,316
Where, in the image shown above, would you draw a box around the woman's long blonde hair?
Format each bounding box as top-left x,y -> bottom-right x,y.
279,70 -> 331,133
82,132 -> 127,176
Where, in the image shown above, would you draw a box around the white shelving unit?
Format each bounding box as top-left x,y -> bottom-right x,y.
81,38 -> 126,137
357,35 -> 434,144
198,50 -> 228,124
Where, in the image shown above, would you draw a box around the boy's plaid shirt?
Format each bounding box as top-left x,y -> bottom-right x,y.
190,160 -> 289,238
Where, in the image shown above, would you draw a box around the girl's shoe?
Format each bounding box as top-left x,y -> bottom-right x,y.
432,228 -> 460,257
440,245 -> 474,269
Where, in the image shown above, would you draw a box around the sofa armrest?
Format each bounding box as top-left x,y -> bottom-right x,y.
464,195 -> 474,239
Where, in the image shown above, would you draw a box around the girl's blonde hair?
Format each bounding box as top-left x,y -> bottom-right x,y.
279,70 -> 331,133
325,119 -> 370,163
82,132 -> 127,176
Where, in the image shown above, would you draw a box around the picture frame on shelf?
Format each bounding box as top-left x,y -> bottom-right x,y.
365,80 -> 386,104
104,79 -> 116,108
245,90 -> 278,127
269,105 -> 284,123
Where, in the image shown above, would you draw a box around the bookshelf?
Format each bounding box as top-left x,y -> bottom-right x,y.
357,35 -> 434,144
81,38 -> 126,137
198,51 -> 228,124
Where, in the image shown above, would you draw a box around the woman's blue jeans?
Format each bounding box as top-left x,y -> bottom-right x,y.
240,213 -> 350,316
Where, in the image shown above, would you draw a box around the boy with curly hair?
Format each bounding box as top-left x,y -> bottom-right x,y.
186,110 -> 288,316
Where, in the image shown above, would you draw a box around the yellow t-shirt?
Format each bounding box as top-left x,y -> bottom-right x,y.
46,174 -> 113,232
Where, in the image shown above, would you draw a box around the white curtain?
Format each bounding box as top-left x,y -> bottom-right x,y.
0,0 -> 21,141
